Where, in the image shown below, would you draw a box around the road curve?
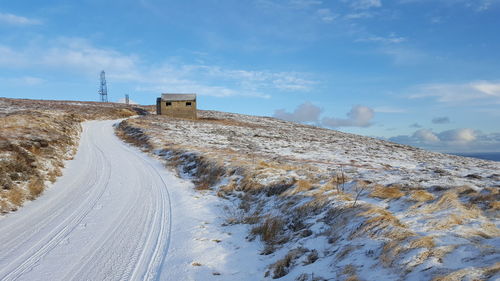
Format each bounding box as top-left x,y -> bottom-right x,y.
0,120 -> 172,281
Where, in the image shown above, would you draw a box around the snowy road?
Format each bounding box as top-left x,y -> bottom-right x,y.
0,120 -> 174,281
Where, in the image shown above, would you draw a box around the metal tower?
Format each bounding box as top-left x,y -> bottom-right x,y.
125,94 -> 129,105
98,70 -> 108,102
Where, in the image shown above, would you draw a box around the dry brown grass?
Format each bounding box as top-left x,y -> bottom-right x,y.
251,216 -> 285,244
408,236 -> 435,250
462,222 -> 500,239
197,116 -> 264,129
361,208 -> 406,228
410,190 -> 435,202
269,248 -> 308,279
28,177 -> 44,199
342,264 -> 360,281
5,187 -> 25,207
434,261 -> 500,281
296,179 -> 314,192
369,185 -> 405,199
47,167 -> 62,183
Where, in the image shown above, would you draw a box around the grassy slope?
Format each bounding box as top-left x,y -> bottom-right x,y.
0,97 -> 150,213
117,110 -> 499,281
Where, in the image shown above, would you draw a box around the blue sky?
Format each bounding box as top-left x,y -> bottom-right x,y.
1,0 -> 499,153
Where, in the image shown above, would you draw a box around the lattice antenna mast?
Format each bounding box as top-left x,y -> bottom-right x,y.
98,70 -> 108,102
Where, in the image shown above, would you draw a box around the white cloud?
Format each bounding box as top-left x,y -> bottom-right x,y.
409,80 -> 500,105
379,46 -> 427,65
472,81 -> 500,96
399,0 -> 500,12
316,8 -> 336,23
0,13 -> 41,25
0,38 -> 316,99
0,76 -> 45,86
349,0 -> 382,10
274,102 -> 323,123
357,34 -> 406,44
439,128 -> 476,143
322,105 -> 375,127
413,129 -> 439,143
344,12 -> 374,19
289,0 -> 323,8
389,128 -> 496,152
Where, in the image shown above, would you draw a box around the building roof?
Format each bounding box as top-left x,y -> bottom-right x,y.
161,93 -> 196,101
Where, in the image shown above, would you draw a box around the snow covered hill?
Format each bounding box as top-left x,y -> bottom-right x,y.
118,110 -> 500,281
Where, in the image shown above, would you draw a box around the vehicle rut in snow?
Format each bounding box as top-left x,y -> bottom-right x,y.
0,120 -> 172,281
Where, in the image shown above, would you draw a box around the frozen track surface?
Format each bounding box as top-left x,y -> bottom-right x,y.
0,120 -> 173,281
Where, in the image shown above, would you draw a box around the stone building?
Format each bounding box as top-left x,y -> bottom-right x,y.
156,93 -> 197,119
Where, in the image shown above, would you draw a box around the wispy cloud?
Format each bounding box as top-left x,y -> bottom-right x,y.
344,12 -> 374,19
0,76 -> 45,86
398,0 -> 500,11
409,80 -> 500,105
348,0 -> 382,10
357,33 -> 406,44
0,38 -> 316,98
316,8 -> 336,22
379,46 -> 428,65
0,12 -> 41,25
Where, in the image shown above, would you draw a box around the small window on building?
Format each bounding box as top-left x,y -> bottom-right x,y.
166,102 -> 172,106
186,102 -> 192,106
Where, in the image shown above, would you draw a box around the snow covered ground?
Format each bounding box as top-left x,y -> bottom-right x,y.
0,98 -> 146,213
0,120 -> 269,280
118,110 -> 500,281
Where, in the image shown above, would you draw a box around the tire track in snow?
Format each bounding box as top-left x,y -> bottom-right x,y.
0,120 -> 172,281
0,123 -> 113,281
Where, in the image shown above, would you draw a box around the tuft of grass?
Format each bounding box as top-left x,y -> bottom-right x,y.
28,177 -> 45,199
410,190 -> 435,202
369,185 -> 405,199
295,179 -> 313,192
269,248 -> 308,279
251,216 -> 285,244
343,264 -> 360,281
6,187 -> 25,207
408,236 -> 435,250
